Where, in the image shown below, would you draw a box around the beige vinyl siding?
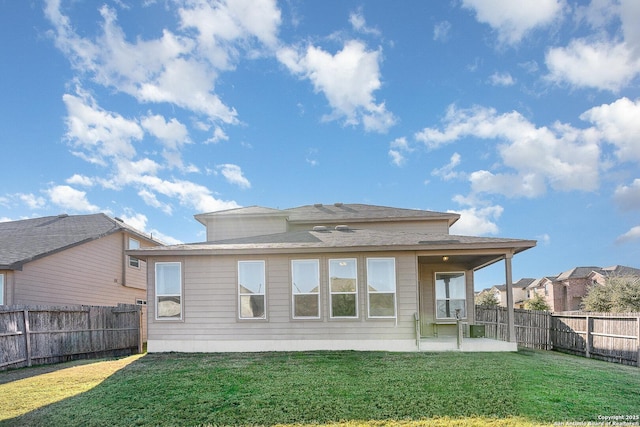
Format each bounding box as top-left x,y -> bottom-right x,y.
13,233 -> 148,341
287,220 -> 450,234
418,262 -> 474,337
124,233 -> 152,290
147,252 -> 419,343
204,217 -> 288,241
13,233 -> 143,306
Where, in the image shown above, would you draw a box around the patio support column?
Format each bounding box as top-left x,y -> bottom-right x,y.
504,253 -> 516,343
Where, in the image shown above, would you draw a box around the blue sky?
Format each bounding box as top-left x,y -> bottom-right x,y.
1,0 -> 639,289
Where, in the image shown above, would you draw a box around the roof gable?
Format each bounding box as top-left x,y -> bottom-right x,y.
0,213 -> 161,270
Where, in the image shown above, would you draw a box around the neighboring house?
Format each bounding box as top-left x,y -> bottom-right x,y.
491,278 -> 535,309
0,213 -> 164,340
588,265 -> 640,286
130,203 -> 536,353
525,265 -> 640,312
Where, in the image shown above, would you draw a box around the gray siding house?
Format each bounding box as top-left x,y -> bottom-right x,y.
130,203 -> 536,352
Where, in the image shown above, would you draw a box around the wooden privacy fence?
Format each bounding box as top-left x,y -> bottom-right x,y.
0,304 -> 142,370
475,306 -> 552,350
475,306 -> 640,367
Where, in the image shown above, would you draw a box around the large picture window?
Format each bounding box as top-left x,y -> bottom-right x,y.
435,272 -> 466,319
155,262 -> 182,320
292,259 -> 320,318
329,259 -> 358,318
367,258 -> 396,318
238,261 -> 266,319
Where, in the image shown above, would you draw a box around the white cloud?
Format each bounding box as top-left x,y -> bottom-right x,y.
489,72 -> 515,86
388,150 -> 405,167
388,137 -> 412,167
66,174 -> 94,187
47,185 -> 100,213
120,211 -> 182,245
613,179 -> 640,211
17,193 -> 46,209
537,233 -> 551,245
205,126 -> 229,144
461,0 -> 563,45
415,104 -> 601,198
141,114 -> 189,151
120,212 -> 148,232
545,0 -> 640,92
277,40 -> 395,133
448,204 -> 504,236
349,9 -> 381,36
63,90 -> 143,163
216,164 -> 251,189
546,39 -> 640,92
616,225 -> 640,244
45,0 -> 255,124
433,21 -> 451,42
432,153 -> 462,181
580,97 -> 640,163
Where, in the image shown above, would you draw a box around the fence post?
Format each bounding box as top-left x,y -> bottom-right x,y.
23,309 -> 32,367
585,316 -> 592,359
637,316 -> 640,368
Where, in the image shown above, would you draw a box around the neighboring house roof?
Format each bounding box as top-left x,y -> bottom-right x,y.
0,213 -> 162,270
556,266 -> 601,281
194,203 -> 460,226
492,278 -> 535,292
130,228 -> 535,257
527,277 -> 555,289
600,265 -> 640,277
515,278 -> 536,288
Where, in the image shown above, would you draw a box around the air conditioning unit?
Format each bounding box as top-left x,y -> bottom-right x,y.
469,325 -> 485,338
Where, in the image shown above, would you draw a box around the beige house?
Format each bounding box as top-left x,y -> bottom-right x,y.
130,203 -> 536,352
490,278 -> 534,309
0,214 -> 163,339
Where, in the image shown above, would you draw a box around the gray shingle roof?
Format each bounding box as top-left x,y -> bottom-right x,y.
556,266 -> 602,280
284,203 -> 460,224
130,227 -> 535,256
194,203 -> 460,225
0,213 -> 162,270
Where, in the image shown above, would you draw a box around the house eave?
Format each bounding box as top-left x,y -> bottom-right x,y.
128,239 -> 536,260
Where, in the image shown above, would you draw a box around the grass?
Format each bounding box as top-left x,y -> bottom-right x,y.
1,349 -> 639,426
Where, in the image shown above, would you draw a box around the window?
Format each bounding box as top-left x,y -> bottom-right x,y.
435,272 -> 466,319
292,259 -> 320,318
238,261 -> 266,319
155,262 -> 182,320
329,259 -> 358,318
129,238 -> 140,268
0,274 -> 4,305
367,258 -> 396,318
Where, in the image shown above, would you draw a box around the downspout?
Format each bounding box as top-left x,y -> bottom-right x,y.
122,232 -> 127,287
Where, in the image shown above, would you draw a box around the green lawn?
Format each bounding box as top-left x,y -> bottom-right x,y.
1,349 -> 639,426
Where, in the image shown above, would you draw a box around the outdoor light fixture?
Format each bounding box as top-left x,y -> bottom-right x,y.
442,256 -> 449,262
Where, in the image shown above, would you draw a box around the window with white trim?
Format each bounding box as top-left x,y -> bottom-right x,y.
0,274 -> 4,305
155,262 -> 182,320
128,238 -> 140,268
292,259 -> 320,319
435,272 -> 466,319
367,258 -> 396,318
329,258 -> 358,318
238,261 -> 266,319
